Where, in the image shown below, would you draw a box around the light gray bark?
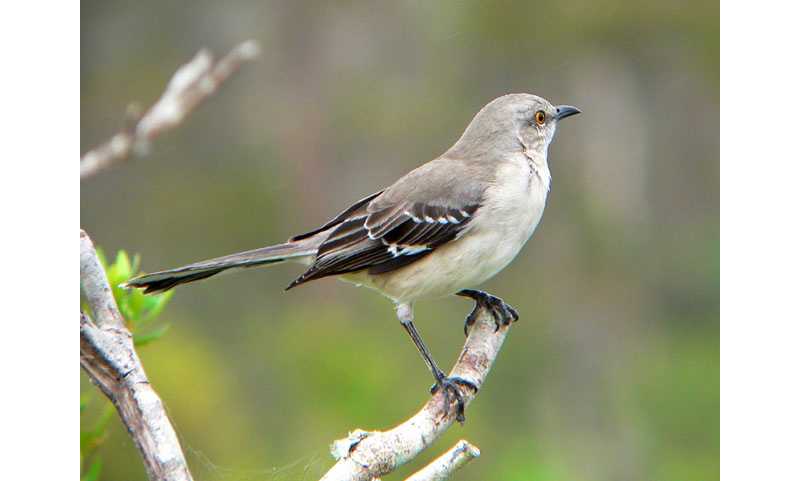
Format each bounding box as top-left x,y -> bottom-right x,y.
404,440 -> 480,481
80,40 -> 260,181
80,230 -> 193,481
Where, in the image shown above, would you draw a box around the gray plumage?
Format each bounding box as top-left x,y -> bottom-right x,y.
122,93 -> 580,420
124,93 -> 579,298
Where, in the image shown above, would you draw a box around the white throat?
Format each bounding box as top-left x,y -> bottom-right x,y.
518,134 -> 551,191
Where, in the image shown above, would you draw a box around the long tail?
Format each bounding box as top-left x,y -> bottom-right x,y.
121,241 -> 318,294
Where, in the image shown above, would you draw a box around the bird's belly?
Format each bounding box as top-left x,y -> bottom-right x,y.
359,167 -> 548,303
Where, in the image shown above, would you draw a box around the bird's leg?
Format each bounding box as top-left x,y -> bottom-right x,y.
396,303 -> 476,422
456,289 -> 519,336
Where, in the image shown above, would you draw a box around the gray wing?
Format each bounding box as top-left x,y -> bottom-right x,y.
286,158 -> 486,289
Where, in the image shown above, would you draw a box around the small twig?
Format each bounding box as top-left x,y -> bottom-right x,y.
80,40 -> 260,180
404,440 -> 480,481
320,305 -> 513,480
80,229 -> 193,481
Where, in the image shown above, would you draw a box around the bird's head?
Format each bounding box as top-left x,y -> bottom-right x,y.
447,93 -> 580,161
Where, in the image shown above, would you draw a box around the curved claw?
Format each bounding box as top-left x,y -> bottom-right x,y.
456,289 -> 519,335
430,376 -> 478,423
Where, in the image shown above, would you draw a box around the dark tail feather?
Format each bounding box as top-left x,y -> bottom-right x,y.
121,242 -> 316,294
133,267 -> 229,294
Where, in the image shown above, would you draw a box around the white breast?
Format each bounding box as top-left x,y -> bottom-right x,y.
362,153 -> 551,303
470,154 -> 550,275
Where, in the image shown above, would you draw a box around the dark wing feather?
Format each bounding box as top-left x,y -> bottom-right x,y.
289,190 -> 383,242
286,201 -> 480,288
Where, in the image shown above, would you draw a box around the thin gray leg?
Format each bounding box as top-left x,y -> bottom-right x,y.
395,302 -> 475,422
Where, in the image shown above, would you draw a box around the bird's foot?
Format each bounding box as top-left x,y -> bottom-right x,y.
456,289 -> 519,336
430,375 -> 478,423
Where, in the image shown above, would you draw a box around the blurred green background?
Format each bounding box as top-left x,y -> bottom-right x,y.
80,1 -> 719,479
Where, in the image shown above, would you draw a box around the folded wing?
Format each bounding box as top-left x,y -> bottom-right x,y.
286,200 -> 480,289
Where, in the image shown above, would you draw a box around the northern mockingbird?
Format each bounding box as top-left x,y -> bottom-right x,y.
124,93 -> 580,420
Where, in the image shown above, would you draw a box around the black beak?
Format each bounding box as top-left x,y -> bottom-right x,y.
554,105 -> 581,121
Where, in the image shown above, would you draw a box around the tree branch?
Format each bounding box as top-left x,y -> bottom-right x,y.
321,306 -> 513,480
80,40 -> 260,181
404,440 -> 480,481
80,41 -> 260,479
80,230 -> 193,481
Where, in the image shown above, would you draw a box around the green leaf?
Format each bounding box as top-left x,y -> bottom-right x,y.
115,250 -> 132,279
81,456 -> 102,481
94,248 -> 173,330
146,290 -> 174,320
81,402 -> 116,452
95,248 -> 108,271
134,324 -> 171,347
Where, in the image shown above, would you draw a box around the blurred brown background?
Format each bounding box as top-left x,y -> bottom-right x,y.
81,1 -> 719,479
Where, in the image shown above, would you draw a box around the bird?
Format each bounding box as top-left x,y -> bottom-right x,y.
123,93 -> 580,421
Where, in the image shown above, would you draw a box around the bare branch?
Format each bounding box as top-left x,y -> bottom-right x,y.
404,440 -> 480,481
320,306 -> 513,480
80,229 -> 193,481
80,40 -> 260,180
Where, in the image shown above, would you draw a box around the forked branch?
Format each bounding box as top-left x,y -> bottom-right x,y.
405,440 -> 481,481
80,40 -> 261,481
321,303 -> 513,480
80,230 -> 193,481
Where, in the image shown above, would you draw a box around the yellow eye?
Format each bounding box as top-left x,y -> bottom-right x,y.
535,111 -> 546,125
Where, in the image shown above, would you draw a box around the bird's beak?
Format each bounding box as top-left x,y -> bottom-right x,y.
554,105 -> 581,121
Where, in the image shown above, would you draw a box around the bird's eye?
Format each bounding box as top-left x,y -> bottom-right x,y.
535,111 -> 546,125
